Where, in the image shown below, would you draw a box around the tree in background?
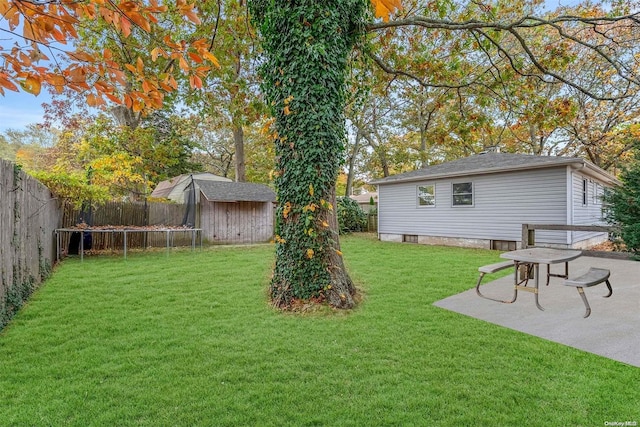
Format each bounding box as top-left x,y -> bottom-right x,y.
185,0 -> 265,182
17,113 -> 201,205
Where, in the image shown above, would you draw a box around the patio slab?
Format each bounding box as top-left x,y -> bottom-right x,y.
433,255 -> 640,367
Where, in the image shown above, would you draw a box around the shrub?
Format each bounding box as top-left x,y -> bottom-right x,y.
337,197 -> 367,234
604,142 -> 640,258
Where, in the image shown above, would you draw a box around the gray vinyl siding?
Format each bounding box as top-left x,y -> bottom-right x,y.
571,172 -> 608,243
378,167 -> 569,245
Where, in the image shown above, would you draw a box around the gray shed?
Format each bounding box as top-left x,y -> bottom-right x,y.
196,180 -> 276,244
370,153 -> 620,250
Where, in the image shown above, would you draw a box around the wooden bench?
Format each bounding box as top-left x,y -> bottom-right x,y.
563,268 -> 613,318
475,261 -> 516,302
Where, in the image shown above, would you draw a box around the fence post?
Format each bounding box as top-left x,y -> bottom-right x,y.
521,224 -> 532,249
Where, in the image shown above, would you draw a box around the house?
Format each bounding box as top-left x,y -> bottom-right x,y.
151,172 -> 231,203
196,180 -> 276,244
370,153 -> 620,250
349,192 -> 378,213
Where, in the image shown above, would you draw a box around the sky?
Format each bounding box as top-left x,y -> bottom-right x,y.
0,90 -> 52,133
0,0 -> 587,135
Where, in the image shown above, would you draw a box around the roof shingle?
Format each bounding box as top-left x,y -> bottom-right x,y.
195,180 -> 276,202
370,153 -> 617,185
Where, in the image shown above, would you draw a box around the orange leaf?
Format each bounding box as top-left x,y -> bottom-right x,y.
86,93 -> 98,107
371,0 -> 402,22
188,52 -> 203,63
45,74 -> 66,94
104,92 -> 122,104
129,11 -> 151,32
120,15 -> 132,37
0,75 -> 19,92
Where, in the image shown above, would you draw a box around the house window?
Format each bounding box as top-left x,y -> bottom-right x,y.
417,185 -> 435,207
582,179 -> 588,206
592,182 -> 602,205
452,182 -> 473,206
403,234 -> 418,243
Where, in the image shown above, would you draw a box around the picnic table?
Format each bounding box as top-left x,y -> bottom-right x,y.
500,247 -> 582,311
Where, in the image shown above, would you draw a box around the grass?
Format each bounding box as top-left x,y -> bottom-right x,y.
1,234 -> 638,426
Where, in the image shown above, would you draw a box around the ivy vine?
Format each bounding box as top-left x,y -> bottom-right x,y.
250,0 -> 369,307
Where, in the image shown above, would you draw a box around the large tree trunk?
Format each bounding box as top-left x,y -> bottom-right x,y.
250,0 -> 365,309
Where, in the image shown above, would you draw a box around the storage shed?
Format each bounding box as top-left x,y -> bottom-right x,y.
370,153 -> 620,250
196,180 -> 276,244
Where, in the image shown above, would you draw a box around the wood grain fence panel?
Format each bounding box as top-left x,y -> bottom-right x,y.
1,159 -> 61,328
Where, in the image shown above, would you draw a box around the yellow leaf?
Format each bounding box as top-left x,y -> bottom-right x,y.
309,184 -> 314,196
203,51 -> 220,68
150,47 -> 161,61
306,248 -> 314,259
179,56 -> 189,72
22,75 -> 41,95
136,56 -> 144,74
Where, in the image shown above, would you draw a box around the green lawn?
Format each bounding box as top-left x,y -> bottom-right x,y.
1,234 -> 638,426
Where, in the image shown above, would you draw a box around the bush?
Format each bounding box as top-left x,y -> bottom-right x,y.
604,142 -> 640,257
337,197 -> 367,234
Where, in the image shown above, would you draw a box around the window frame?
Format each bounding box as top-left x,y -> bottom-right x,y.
417,184 -> 436,207
582,179 -> 588,206
592,182 -> 602,205
452,181 -> 474,207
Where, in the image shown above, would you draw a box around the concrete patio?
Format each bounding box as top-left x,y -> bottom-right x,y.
434,255 -> 640,367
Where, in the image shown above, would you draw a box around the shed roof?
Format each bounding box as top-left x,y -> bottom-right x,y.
196,180 -> 276,203
370,153 -> 619,186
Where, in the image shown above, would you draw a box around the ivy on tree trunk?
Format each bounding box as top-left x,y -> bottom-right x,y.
250,0 -> 368,309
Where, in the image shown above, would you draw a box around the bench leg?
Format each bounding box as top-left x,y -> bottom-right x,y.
603,280 -> 613,298
576,287 -> 591,318
476,272 -> 516,303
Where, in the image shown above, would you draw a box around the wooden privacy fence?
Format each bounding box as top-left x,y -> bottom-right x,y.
0,159 -> 61,329
367,213 -> 378,232
59,200 -> 192,251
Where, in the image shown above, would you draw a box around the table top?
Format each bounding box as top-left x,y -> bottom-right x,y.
500,247 -> 583,264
